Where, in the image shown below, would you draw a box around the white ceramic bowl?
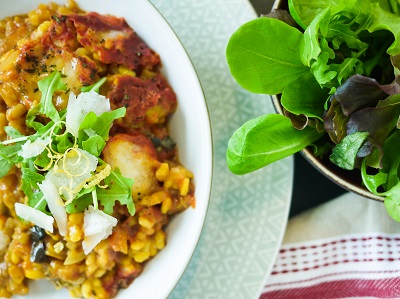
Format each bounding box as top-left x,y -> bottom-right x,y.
5,1 -> 212,298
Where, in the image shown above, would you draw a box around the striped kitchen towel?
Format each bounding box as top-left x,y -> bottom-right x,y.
261,192 -> 400,299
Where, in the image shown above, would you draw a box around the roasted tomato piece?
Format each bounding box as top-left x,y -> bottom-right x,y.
107,74 -> 177,127
67,12 -> 160,74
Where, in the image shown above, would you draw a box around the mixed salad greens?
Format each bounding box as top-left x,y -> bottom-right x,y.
226,0 -> 400,221
0,71 -> 135,248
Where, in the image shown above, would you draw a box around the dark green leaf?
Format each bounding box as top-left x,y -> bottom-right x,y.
329,131 -> 369,170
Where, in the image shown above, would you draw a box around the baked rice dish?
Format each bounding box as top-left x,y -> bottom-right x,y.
0,1 -> 195,298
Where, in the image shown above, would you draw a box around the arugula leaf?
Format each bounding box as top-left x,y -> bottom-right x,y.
80,77 -> 107,93
0,143 -> 23,177
0,160 -> 13,178
26,71 -> 67,130
226,17 -> 309,94
226,114 -> 323,174
21,162 -> 47,213
82,135 -> 106,157
79,107 -> 126,140
4,126 -> 24,139
97,167 -> 135,216
65,193 -> 93,214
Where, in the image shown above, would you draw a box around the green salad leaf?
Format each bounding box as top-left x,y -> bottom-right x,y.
226,17 -> 308,95
227,114 -> 323,174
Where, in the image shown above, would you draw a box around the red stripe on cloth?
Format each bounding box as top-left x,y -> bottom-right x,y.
271,257 -> 400,275
279,236 -> 400,254
266,270 -> 400,289
261,277 -> 400,299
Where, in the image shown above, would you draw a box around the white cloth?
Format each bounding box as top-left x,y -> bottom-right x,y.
261,192 -> 400,299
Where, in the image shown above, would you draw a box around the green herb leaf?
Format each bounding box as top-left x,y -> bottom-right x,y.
80,77 -> 107,93
66,192 -> 93,214
79,107 -> 126,141
97,167 -> 135,216
26,71 -> 67,130
226,114 -> 323,175
226,17 -> 308,94
82,135 -> 106,157
0,143 -> 23,177
4,126 -> 24,139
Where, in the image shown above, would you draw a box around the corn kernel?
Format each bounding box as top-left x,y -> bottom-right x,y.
156,163 -> 169,181
10,252 -> 21,264
180,178 -> 190,196
130,240 -> 145,251
8,265 -> 25,283
133,251 -> 150,263
81,280 -> 92,298
161,196 -> 172,214
155,230 -> 166,250
138,216 -> 153,229
24,268 -> 45,280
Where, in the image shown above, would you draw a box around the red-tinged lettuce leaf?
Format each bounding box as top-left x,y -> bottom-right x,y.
334,75 -> 390,116
323,97 -> 349,144
346,94 -> 400,164
265,9 -> 298,28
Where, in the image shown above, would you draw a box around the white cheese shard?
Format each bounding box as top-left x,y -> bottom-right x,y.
46,148 -> 98,203
15,203 -> 54,233
18,136 -> 51,159
82,205 -> 117,255
38,179 -> 68,236
66,91 -> 111,136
